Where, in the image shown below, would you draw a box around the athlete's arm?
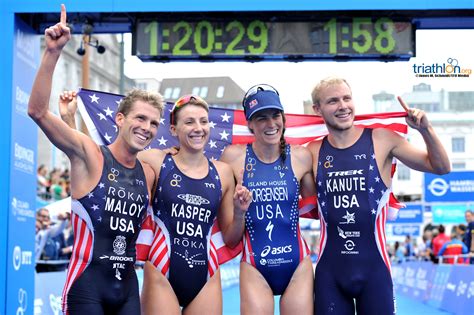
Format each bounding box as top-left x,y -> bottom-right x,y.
306,140 -> 322,185
215,161 -> 251,249
28,5 -> 96,161
141,162 -> 157,201
137,149 -> 166,173
291,145 -> 316,198
389,97 -> 450,175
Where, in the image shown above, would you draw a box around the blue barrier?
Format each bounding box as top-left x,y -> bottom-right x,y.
393,261 -> 474,315
34,258 -> 242,315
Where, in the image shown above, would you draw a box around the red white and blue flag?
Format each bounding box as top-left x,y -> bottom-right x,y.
77,88 -> 407,264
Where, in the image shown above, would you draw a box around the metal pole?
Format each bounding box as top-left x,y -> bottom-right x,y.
120,33 -> 125,94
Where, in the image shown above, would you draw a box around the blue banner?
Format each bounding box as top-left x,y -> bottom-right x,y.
432,204 -> 469,224
388,203 -> 423,224
391,224 -> 421,236
6,17 -> 39,315
425,171 -> 474,202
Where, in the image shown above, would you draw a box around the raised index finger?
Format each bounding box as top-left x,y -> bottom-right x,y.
60,4 -> 67,25
397,96 -> 410,113
237,169 -> 245,187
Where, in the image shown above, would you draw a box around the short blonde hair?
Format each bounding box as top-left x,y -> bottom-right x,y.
311,76 -> 351,106
118,89 -> 164,117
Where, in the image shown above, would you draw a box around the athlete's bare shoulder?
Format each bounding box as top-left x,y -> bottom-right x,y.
220,143 -> 246,172
138,148 -> 166,169
220,144 -> 246,162
306,139 -> 323,160
290,144 -> 313,170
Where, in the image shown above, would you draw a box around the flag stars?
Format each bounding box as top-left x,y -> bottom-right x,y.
209,140 -> 217,148
376,199 -> 380,204
99,183 -> 105,189
221,112 -> 231,122
318,181 -> 322,186
159,118 -> 165,125
208,121 -> 216,129
104,133 -> 112,143
219,130 -> 229,140
369,164 -> 374,171
97,112 -> 106,120
375,176 -> 380,182
88,192 -> 94,198
89,93 -> 99,104
104,107 -> 114,117
371,153 -> 376,159
92,204 -> 99,211
158,136 -> 168,146
371,209 -> 377,215
369,187 -> 374,194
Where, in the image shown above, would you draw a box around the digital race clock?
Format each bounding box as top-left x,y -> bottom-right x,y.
132,16 -> 415,61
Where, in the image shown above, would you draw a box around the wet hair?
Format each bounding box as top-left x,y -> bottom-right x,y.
311,76 -> 352,106
170,95 -> 209,126
117,89 -> 164,117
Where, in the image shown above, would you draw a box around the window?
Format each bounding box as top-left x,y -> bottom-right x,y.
163,88 -> 172,99
192,87 -> 200,95
216,86 -> 225,98
137,82 -> 147,90
199,86 -> 208,98
172,88 -> 181,99
397,164 -> 410,181
452,137 -> 465,153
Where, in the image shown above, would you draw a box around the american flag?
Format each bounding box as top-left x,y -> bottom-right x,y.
77,88 -> 407,264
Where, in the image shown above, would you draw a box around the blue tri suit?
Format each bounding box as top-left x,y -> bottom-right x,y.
314,128 -> 395,315
151,155 -> 222,307
242,144 -> 310,295
63,146 -> 149,315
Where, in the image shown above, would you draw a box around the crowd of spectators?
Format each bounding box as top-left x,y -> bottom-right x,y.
37,164 -> 71,201
36,165 -> 72,272
388,209 -> 473,265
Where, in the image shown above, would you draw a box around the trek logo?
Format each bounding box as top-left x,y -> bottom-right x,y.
328,169 -> 363,177
260,245 -> 292,258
